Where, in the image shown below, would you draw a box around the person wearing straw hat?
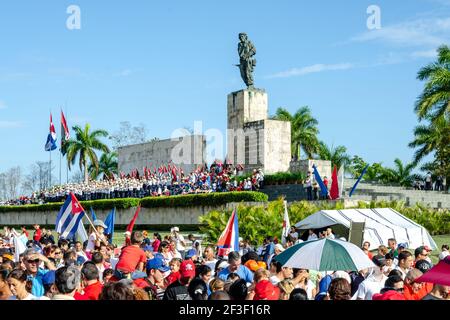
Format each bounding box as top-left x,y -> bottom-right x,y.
86,220 -> 108,253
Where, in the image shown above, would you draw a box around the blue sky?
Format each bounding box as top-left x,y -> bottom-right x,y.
0,0 -> 449,176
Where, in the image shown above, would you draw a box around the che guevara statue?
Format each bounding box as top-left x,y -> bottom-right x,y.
237,33 -> 256,88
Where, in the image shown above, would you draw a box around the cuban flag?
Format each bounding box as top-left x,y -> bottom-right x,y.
55,193 -> 86,239
45,113 -> 57,151
217,208 -> 239,256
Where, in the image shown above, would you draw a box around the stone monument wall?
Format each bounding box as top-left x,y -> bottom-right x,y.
118,135 -> 206,174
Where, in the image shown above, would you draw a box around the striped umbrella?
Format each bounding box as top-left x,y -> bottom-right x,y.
274,238 -> 375,271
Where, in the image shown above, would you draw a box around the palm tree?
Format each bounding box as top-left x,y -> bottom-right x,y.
409,115 -> 450,188
415,45 -> 450,123
315,141 -> 351,170
272,106 -> 320,159
380,159 -> 417,187
64,124 -> 110,183
89,152 -> 118,180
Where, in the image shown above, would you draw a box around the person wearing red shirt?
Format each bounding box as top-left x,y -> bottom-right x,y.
166,258 -> 181,286
75,262 -> 103,300
115,231 -> 147,276
152,233 -> 161,253
21,226 -> 29,239
33,224 -> 42,243
403,269 -> 433,300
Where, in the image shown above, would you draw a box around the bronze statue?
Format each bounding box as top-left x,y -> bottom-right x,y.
236,33 -> 256,88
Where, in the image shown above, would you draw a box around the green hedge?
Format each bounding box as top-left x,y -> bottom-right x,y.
139,191 -> 268,208
0,192 -> 268,212
235,172 -> 305,185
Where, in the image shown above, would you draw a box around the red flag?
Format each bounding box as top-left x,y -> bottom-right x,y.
330,165 -> 339,200
126,206 -> 141,233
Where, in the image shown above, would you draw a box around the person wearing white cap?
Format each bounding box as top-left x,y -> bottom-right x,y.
86,220 -> 108,253
171,227 -> 186,259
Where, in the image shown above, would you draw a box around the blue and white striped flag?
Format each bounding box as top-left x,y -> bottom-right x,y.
55,193 -> 86,239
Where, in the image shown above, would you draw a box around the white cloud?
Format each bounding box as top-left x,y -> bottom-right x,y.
351,17 -> 450,47
115,69 -> 133,77
411,49 -> 438,58
0,101 -> 6,110
266,63 -> 354,79
0,121 -> 23,129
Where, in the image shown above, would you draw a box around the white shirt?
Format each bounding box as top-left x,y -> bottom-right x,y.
307,233 -> 318,241
174,234 -> 185,251
327,233 -> 335,240
270,275 -> 281,285
355,274 -> 387,300
394,266 -> 409,280
86,233 -> 98,252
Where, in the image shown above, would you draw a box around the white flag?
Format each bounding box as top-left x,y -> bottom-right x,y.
76,219 -> 89,243
282,200 -> 291,245
338,165 -> 345,198
13,234 -> 28,263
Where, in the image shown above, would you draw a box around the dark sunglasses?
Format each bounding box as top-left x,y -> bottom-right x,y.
54,251 -> 62,254
27,259 -> 40,264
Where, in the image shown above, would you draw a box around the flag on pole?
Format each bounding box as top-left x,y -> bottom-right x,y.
349,164 -> 370,197
13,234 -> 28,263
330,165 -> 339,200
338,165 -> 345,198
104,208 -> 116,243
45,113 -> 57,151
90,207 -> 97,222
61,110 -> 70,151
217,208 -> 239,256
282,200 -> 291,245
312,164 -> 329,196
126,206 -> 141,233
55,193 -> 86,239
76,219 -> 89,243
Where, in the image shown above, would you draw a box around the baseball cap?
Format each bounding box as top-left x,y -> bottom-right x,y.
185,249 -> 197,259
415,260 -> 432,274
397,243 -> 408,249
2,253 -> 13,261
172,227 -> 180,232
42,271 -> 55,286
146,257 -> 170,272
180,260 -> 196,279
93,220 -> 107,229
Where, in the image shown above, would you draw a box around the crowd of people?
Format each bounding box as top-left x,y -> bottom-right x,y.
413,173 -> 447,191
0,223 -> 448,301
0,162 -> 265,205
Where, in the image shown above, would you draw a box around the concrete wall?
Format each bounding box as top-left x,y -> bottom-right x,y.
227,89 -> 268,130
260,182 -> 450,208
118,135 -> 206,174
0,202 -> 265,227
290,159 -> 332,180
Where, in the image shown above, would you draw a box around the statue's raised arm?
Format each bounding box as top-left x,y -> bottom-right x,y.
237,33 -> 256,88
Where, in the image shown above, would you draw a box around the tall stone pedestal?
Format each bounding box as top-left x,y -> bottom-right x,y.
227,88 -> 291,174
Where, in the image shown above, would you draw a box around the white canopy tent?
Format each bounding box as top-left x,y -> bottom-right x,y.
294,208 -> 437,251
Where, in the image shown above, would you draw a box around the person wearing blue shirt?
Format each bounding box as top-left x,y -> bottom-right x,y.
218,251 -> 254,284
23,249 -> 56,297
261,237 -> 275,266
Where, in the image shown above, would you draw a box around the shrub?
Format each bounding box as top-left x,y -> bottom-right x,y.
0,192 -> 268,213
199,199 -> 450,245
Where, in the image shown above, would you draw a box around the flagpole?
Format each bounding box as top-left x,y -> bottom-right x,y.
49,149 -> 52,187
65,102 -> 69,184
59,109 -> 62,186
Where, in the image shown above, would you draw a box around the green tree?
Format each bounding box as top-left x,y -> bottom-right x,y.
380,159 -> 417,187
415,45 -> 450,123
272,106 -> 320,159
409,115 -> 450,188
348,156 -> 367,178
64,124 -> 110,184
316,141 -> 351,170
89,152 -> 118,180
